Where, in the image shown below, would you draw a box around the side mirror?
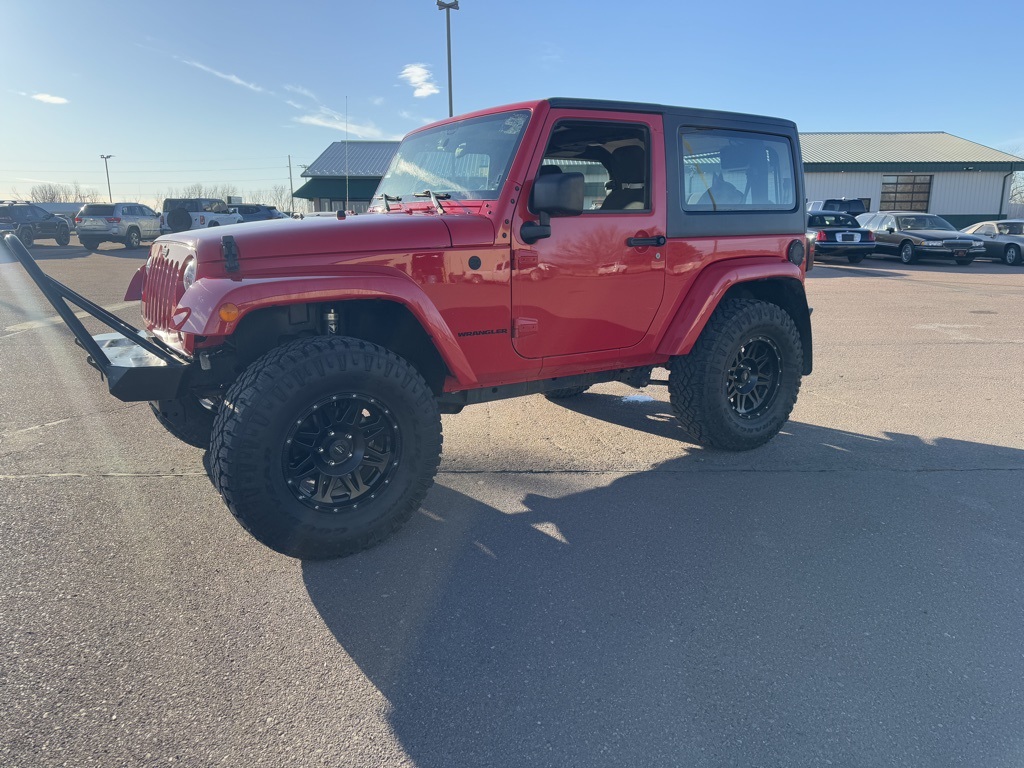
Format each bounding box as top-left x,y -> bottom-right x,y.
521,172 -> 584,244
887,227 -> 895,234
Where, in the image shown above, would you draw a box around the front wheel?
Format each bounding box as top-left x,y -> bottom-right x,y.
668,299 -> 803,451
1004,244 -> 1022,266
899,242 -> 917,264
208,336 -> 443,559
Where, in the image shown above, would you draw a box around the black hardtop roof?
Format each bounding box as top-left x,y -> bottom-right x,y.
546,97 -> 796,130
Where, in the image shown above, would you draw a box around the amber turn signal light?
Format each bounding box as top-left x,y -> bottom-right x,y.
218,303 -> 240,322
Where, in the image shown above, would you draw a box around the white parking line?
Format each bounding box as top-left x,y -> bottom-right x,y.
2,301 -> 138,335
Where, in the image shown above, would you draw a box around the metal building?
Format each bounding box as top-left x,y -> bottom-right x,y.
801,133 -> 1023,228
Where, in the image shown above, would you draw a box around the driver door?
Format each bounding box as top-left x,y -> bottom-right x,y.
510,111 -> 666,360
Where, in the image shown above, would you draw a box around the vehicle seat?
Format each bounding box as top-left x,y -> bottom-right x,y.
601,146 -> 646,211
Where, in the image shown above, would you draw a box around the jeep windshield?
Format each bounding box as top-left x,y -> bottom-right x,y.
374,110 -> 530,204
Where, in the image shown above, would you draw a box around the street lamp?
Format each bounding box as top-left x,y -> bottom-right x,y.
100,154 -> 114,203
437,0 -> 459,117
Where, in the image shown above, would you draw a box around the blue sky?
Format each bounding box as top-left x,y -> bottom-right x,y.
3,0 -> 1022,205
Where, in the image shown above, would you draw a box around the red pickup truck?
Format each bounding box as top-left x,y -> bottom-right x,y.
4,97 -> 812,560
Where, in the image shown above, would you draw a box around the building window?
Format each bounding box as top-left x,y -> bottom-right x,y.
880,175 -> 931,212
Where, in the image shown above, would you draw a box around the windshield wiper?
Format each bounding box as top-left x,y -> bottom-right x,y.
373,193 -> 402,212
414,189 -> 451,214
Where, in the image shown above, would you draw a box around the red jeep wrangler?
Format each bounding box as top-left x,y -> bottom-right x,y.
4,98 -> 812,559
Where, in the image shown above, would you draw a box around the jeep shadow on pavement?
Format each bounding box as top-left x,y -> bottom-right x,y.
2,97 -> 813,560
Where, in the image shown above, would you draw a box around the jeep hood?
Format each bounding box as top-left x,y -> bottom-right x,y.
160,213 -> 496,265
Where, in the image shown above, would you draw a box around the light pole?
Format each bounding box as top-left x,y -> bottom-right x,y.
100,154 -> 114,202
437,0 -> 459,117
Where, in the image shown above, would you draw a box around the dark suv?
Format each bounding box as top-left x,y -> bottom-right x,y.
0,201 -> 72,247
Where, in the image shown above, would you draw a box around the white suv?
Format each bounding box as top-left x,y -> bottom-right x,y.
76,203 -> 161,250
161,198 -> 243,233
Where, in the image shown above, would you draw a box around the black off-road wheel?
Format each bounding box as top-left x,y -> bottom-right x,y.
56,226 -> 71,247
125,228 -> 142,249
544,385 -> 590,400
668,299 -> 803,451
150,395 -> 219,449
166,208 -> 192,233
208,336 -> 443,560
16,227 -> 34,248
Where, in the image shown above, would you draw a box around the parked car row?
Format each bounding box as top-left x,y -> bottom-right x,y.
809,210 -> 1024,268
0,198 -> 290,249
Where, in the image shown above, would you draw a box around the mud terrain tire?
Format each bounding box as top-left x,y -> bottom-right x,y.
150,396 -> 219,449
668,298 -> 802,450
209,336 -> 443,559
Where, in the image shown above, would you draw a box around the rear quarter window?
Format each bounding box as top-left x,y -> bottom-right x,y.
81,205 -> 116,216
680,128 -> 797,212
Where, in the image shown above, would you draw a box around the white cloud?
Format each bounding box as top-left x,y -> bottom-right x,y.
294,108 -> 402,140
179,58 -> 265,93
285,100 -> 303,110
399,64 -> 439,98
285,84 -> 318,102
31,93 -> 68,104
371,96 -> 385,106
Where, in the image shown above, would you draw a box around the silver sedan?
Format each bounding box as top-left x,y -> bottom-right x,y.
960,219 -> 1024,266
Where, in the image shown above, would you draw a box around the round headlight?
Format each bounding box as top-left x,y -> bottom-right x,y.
182,258 -> 196,290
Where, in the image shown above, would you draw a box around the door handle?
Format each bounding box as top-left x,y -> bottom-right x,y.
626,235 -> 666,247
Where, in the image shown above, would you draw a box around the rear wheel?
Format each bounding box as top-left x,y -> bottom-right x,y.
55,226 -> 71,247
668,299 -> 802,451
16,227 -> 33,248
899,242 -> 917,264
1004,244 -> 1022,266
544,385 -> 590,400
209,336 -> 443,560
125,228 -> 141,249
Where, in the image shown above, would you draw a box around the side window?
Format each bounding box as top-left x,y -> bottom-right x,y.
141,206 -> 156,216
977,223 -> 996,235
879,215 -> 895,231
680,128 -> 796,211
26,206 -> 44,222
537,120 -> 650,212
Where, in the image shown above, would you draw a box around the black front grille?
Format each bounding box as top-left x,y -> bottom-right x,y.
142,251 -> 185,329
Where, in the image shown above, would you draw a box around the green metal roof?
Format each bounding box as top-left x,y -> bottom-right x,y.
800,132 -> 1023,165
293,177 -> 380,201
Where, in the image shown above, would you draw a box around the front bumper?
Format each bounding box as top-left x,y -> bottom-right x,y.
915,246 -> 985,259
2,232 -> 191,402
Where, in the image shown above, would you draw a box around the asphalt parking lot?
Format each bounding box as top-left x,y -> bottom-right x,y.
2,236 -> 1023,767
